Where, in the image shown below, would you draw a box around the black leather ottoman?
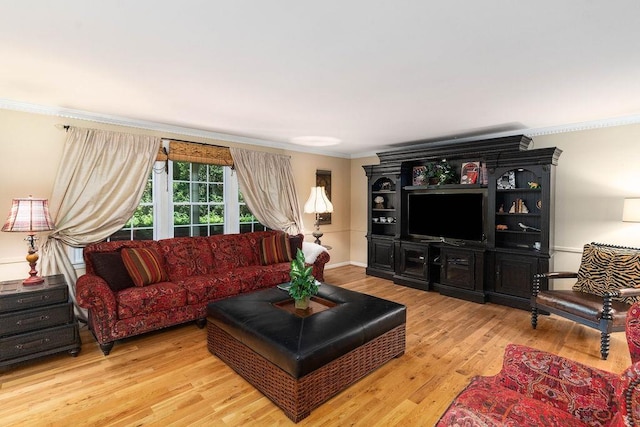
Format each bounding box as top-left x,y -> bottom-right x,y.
207,283 -> 406,422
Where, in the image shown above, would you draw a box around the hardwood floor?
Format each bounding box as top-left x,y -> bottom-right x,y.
0,266 -> 631,426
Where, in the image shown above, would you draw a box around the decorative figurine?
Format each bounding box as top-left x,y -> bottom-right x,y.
496,224 -> 508,230
528,181 -> 540,189
509,201 -> 517,213
374,196 -> 385,209
498,204 -> 504,213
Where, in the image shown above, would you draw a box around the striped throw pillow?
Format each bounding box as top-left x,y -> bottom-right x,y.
121,248 -> 169,286
260,233 -> 293,265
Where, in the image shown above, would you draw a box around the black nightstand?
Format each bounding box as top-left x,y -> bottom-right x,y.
0,274 -> 81,369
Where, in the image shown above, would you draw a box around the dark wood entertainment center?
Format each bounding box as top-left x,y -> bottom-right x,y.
363,135 -> 561,310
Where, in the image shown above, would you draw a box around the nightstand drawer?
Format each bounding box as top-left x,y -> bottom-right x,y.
0,303 -> 74,336
0,323 -> 80,362
0,287 -> 68,312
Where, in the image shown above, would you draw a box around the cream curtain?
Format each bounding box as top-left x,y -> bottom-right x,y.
41,127 -> 161,319
229,147 -> 303,235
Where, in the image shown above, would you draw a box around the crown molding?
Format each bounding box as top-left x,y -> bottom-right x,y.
2,98 -> 639,159
0,99 -> 353,159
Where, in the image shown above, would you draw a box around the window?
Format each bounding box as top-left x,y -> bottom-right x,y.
109,159 -> 266,241
172,161 -> 225,237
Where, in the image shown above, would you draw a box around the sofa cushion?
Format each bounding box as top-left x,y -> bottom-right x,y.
231,264 -> 291,293
573,243 -> 640,304
158,237 -> 215,281
90,251 -> 135,292
116,281 -> 187,319
207,233 -> 260,271
259,233 -> 293,265
179,273 -> 242,305
121,247 -> 170,287
437,377 -> 588,426
289,234 -> 303,259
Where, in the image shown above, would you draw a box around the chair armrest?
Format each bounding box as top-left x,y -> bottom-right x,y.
536,271 -> 578,280
495,344 -> 619,423
532,272 -> 578,297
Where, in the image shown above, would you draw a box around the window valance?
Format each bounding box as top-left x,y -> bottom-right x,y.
166,140 -> 233,166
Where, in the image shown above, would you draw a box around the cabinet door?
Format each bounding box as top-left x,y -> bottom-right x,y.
441,248 -> 476,290
494,253 -> 539,299
369,239 -> 394,271
399,244 -> 428,280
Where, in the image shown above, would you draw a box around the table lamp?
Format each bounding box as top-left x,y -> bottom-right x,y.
2,196 -> 54,285
303,186 -> 333,245
623,198 -> 640,223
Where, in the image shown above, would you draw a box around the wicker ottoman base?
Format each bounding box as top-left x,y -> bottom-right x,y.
207,322 -> 405,422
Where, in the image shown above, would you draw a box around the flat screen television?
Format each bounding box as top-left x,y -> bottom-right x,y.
407,190 -> 487,243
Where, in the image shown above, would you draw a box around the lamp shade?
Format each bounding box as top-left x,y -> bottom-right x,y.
623,198 -> 640,223
2,197 -> 54,232
303,186 -> 334,214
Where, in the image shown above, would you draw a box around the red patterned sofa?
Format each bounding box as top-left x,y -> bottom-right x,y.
436,302 -> 640,426
76,231 -> 330,355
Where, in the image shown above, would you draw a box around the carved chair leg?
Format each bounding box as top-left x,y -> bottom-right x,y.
531,307 -> 538,329
600,332 -> 610,360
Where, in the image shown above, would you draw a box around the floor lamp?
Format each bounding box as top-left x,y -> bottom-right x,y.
304,186 -> 333,246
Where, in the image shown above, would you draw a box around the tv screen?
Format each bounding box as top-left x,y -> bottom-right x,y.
407,191 -> 485,242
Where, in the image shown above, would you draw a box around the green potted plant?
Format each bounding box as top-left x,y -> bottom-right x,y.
289,248 -> 319,310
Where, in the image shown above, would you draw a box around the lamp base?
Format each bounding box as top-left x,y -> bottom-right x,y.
312,230 -> 323,246
23,248 -> 44,285
23,275 -> 45,286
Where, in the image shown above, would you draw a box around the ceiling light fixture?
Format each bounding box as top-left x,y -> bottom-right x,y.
290,136 -> 341,147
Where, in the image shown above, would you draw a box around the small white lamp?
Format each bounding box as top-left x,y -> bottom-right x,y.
304,186 -> 333,245
623,198 -> 640,223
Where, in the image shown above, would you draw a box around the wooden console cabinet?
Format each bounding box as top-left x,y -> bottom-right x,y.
364,135 -> 561,309
0,274 -> 81,369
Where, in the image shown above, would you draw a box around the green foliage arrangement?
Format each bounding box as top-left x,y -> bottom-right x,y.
288,248 -> 319,302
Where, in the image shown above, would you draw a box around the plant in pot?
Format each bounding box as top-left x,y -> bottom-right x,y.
289,248 -> 319,310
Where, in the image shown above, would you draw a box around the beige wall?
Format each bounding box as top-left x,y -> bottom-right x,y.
0,109 -> 351,280
286,150 -> 351,266
2,108 -> 640,289
533,124 -> 640,287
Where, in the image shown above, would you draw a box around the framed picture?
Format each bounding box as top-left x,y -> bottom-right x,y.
460,162 -> 480,184
413,166 -> 427,186
497,171 -> 516,189
316,170 -> 332,224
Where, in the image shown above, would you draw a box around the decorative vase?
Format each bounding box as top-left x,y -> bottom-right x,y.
294,296 -> 310,310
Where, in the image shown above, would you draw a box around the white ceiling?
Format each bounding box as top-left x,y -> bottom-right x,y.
2,1 -> 640,157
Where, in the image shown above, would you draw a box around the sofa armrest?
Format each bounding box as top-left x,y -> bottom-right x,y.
494,344 -> 619,423
76,274 -> 118,341
310,249 -> 330,282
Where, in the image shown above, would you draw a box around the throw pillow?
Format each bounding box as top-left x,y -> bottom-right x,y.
289,234 -> 303,259
260,233 -> 293,265
90,252 -> 135,292
121,247 -> 169,287
573,243 -> 640,304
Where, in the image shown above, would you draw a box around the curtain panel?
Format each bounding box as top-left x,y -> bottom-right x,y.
41,127 -> 161,319
230,147 -> 304,235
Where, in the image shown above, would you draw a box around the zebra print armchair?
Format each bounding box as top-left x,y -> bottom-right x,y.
531,242 -> 640,359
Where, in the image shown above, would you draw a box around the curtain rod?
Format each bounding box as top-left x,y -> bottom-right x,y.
163,138 -> 229,149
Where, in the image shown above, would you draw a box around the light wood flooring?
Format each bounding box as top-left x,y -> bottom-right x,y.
0,265 -> 631,426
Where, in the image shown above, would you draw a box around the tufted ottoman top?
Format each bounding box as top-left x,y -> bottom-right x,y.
207,283 -> 406,378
